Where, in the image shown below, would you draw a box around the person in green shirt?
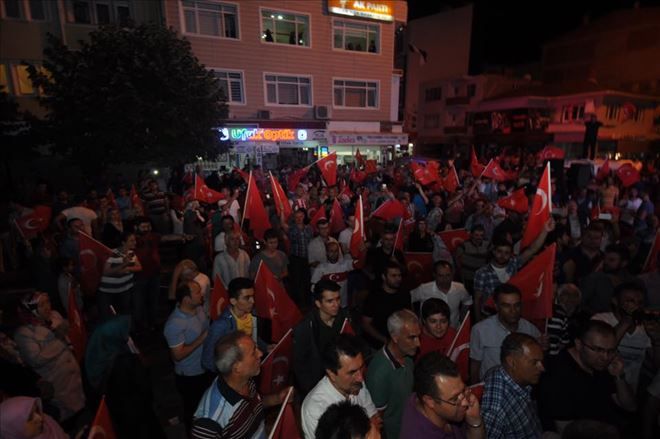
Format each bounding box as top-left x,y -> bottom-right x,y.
366,309 -> 420,439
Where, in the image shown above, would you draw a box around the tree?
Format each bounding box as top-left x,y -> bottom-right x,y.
29,24 -> 229,169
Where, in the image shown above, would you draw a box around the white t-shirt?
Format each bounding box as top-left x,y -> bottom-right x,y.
491,264 -> 511,284
62,206 -> 98,235
592,312 -> 651,391
338,228 -> 353,254
227,200 -> 241,224
411,281 -> 473,328
301,375 -> 377,439
311,256 -> 354,307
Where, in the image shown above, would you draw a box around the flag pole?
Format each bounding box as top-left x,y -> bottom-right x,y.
267,386 -> 294,439
241,171 -> 252,231
448,310 -> 470,355
260,328 -> 292,365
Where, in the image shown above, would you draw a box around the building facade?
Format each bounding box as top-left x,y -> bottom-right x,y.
162,0 -> 408,169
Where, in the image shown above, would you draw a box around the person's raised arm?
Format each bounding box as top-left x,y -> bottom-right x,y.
519,218 -> 555,265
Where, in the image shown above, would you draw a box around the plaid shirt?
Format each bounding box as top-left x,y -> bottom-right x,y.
481,366 -> 543,439
288,223 -> 313,258
473,256 -> 520,303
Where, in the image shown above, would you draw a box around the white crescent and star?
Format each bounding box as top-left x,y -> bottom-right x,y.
534,189 -> 548,216
23,218 -> 43,230
534,272 -> 545,298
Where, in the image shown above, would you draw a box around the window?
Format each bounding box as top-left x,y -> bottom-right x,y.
69,0 -> 131,25
423,114 -> 440,129
3,0 -> 24,18
607,105 -> 620,121
0,65 -> 10,93
14,65 -> 35,95
333,79 -> 378,109
213,70 -> 244,104
265,74 -> 311,106
333,20 -> 379,53
29,0 -> 47,20
561,104 -> 584,122
261,9 -> 309,46
467,84 -> 476,97
424,86 -> 442,102
182,1 -> 238,38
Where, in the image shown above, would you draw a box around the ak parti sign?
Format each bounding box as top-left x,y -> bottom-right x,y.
328,0 -> 394,22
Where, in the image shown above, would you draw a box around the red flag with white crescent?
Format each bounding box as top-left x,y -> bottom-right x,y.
537,145 -> 565,161
372,199 -> 409,221
471,146 -> 486,177
497,188 -> 529,214
481,159 -> 518,182
437,229 -> 470,254
448,311 -> 471,382
210,275 -> 229,321
194,175 -> 224,204
270,172 -> 293,221
403,252 -> 434,289
510,244 -> 556,320
67,284 -> 87,363
14,205 -> 51,240
317,152 -> 337,186
616,163 -> 640,187
259,328 -> 293,395
364,159 -> 378,175
596,159 -> 610,181
330,199 -> 344,235
269,387 -> 301,439
254,262 -> 302,342
350,196 -> 365,259
441,165 -> 460,193
521,162 -> 551,250
243,172 -> 271,241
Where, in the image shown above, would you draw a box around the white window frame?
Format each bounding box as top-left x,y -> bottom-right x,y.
606,105 -> 620,121
179,0 -> 240,40
332,77 -> 379,110
1,0 -> 49,21
263,72 -> 313,107
211,68 -> 246,105
331,18 -> 380,55
561,104 -> 585,123
259,6 -> 311,49
67,0 -> 131,26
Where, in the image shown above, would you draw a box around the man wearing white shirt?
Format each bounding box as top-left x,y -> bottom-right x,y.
308,219 -> 330,268
411,261 -> 472,328
213,231 -> 250,287
338,215 -> 355,255
311,240 -> 358,307
301,334 -> 381,439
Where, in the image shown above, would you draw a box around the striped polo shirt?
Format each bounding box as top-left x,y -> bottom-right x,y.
99,253 -> 134,294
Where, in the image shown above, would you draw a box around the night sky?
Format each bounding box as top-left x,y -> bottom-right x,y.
407,0 -> 658,70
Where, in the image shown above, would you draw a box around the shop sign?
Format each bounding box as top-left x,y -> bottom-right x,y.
218,127 -> 327,143
328,0 -> 394,22
329,132 -> 408,145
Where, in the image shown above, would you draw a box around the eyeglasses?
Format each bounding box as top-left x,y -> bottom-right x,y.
432,388 -> 471,407
582,342 -> 617,356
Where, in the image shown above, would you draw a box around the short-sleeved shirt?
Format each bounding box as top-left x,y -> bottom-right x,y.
400,395 -> 466,439
249,250 -> 288,280
308,236 -> 328,266
417,327 -> 457,360
366,346 -> 414,439
411,281 -> 473,328
473,257 -> 520,304
301,375 -> 377,439
164,306 -> 208,376
469,315 -> 540,380
363,288 -> 411,347
61,206 -> 98,236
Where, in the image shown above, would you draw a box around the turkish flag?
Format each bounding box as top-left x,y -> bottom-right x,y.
106,189 -> 118,209
437,229 -> 470,254
14,205 -> 51,240
350,167 -> 368,184
259,328 -> 293,395
269,388 -> 301,439
643,232 -> 660,273
393,219 -> 405,252
309,205 -> 327,232
79,232 -> 115,295
67,284 -> 87,363
341,318 -> 356,335
90,396 -> 117,439
596,159 -> 610,181
350,196 -> 366,259
468,382 -> 485,402
537,145 -> 565,161
234,167 -> 250,184
521,162 -> 552,250
243,172 -> 271,241
210,275 -> 229,321
365,159 -> 378,175
339,179 -> 354,199
355,148 -> 365,167
441,166 -> 460,193
270,172 -> 293,221
481,159 -> 517,182
448,312 -> 471,382
372,199 -> 409,221
317,152 -> 338,186
194,175 -> 224,204
254,262 -> 302,342
287,167 -> 309,191
404,252 -> 434,289
330,199 -> 344,235
616,163 -> 640,187
509,244 -> 556,320
129,185 -> 144,214
471,146 -> 486,177
411,162 -> 438,186
497,188 -> 529,214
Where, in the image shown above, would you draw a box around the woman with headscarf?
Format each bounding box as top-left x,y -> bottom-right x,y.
0,396 -> 67,439
84,315 -> 131,392
13,292 -> 85,421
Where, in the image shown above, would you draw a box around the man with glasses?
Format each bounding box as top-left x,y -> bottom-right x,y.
538,320 -> 636,434
400,352 -> 484,438
481,333 -> 545,438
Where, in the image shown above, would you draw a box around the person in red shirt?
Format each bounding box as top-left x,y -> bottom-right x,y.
417,298 -> 457,360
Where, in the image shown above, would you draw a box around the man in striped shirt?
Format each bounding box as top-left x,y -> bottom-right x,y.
192,331 -> 289,439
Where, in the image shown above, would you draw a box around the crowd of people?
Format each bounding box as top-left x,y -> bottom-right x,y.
1,148 -> 660,439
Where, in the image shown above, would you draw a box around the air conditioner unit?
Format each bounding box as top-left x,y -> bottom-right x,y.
315,105 -> 331,120
257,110 -> 271,120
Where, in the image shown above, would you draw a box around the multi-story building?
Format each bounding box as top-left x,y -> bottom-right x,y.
163,0 -> 408,169
0,0 -> 163,115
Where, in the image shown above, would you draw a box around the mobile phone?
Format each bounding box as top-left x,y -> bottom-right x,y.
598,213 -> 612,220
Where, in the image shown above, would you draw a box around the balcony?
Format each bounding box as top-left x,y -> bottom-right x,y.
445,96 -> 471,106
444,126 -> 468,134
